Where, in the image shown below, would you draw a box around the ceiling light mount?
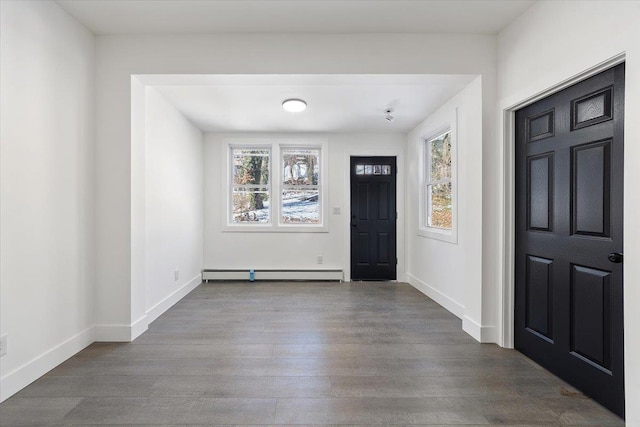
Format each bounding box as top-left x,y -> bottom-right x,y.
282,98 -> 307,113
384,108 -> 394,122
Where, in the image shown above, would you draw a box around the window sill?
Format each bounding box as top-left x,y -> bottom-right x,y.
418,227 -> 458,244
222,223 -> 329,233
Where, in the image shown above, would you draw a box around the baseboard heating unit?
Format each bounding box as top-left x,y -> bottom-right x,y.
202,269 -> 343,282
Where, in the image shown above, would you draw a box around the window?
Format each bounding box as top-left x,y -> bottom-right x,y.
423,130 -> 454,232
231,148 -> 270,223
225,139 -> 327,231
281,148 -> 320,224
355,163 -> 392,175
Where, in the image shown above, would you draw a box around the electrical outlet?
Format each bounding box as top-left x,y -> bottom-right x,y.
332,206 -> 341,214
174,270 -> 180,281
317,256 -> 323,264
0,334 -> 7,357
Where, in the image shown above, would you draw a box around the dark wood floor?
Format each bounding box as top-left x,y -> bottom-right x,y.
0,282 -> 624,425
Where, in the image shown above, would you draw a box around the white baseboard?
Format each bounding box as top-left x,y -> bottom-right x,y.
93,323 -> 137,342
462,315 -> 497,343
406,273 -> 465,318
0,326 -> 94,402
94,274 -> 202,342
146,273 -> 202,324
130,315 -> 148,341
481,325 -> 498,343
406,274 -> 498,344
462,315 -> 482,342
0,275 -> 203,402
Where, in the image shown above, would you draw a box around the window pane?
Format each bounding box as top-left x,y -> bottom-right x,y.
232,190 -> 269,223
428,182 -> 452,229
282,189 -> 319,224
429,131 -> 452,181
233,149 -> 269,185
282,148 -> 319,185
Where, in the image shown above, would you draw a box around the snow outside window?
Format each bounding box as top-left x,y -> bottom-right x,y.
226,140 -> 327,232
231,148 -> 271,223
281,148 -> 320,224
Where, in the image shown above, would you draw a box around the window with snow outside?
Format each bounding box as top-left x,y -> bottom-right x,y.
231,148 -> 271,223
281,148 -> 320,224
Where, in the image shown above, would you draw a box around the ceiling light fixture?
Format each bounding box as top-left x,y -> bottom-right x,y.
385,108 -> 394,122
282,98 -> 307,113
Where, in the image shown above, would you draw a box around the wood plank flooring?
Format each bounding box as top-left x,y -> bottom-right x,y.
0,281 -> 625,425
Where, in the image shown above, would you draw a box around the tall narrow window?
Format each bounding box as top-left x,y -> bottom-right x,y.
231,147 -> 270,223
281,147 -> 320,224
425,130 -> 452,229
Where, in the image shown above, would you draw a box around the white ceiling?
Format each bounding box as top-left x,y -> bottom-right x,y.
56,1 -> 524,133
144,74 -> 477,133
56,0 -> 535,35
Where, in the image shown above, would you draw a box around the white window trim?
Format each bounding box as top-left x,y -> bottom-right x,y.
222,137 -> 328,233
224,138 -> 274,231
278,143 -> 327,230
418,113 -> 458,243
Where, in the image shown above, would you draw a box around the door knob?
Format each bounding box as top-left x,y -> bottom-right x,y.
608,252 -> 623,264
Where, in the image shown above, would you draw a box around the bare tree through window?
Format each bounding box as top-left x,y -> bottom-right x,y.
232,148 -> 270,223
281,148 -> 320,224
426,131 -> 452,229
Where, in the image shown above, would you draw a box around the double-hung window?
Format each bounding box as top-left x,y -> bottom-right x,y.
231,147 -> 271,223
420,128 -> 456,242
281,147 -> 320,224
226,139 -> 326,231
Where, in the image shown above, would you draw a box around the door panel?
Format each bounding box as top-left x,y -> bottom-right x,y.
570,265 -> 611,371
350,156 -> 397,280
356,233 -> 369,265
572,140 -> 611,236
527,153 -> 553,231
572,87 -> 613,130
525,255 -> 553,341
377,232 -> 390,265
515,63 -> 624,417
378,182 -> 390,220
527,109 -> 555,141
357,183 -> 369,220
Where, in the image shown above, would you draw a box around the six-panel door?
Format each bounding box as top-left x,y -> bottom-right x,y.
515,64 -> 625,417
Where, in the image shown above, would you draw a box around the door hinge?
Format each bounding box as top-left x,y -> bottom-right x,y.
396,258 -> 398,265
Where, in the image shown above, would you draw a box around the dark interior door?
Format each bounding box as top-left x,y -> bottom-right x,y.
515,63 -> 625,417
350,156 -> 397,280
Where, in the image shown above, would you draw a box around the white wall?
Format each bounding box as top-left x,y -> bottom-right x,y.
406,77 -> 484,339
0,0 -> 95,401
4,0 -> 637,416
144,88 -> 203,323
204,133 -> 405,280
496,1 -> 640,422
95,33 -> 497,337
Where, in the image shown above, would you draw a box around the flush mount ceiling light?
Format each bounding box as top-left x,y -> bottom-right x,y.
282,98 -> 307,113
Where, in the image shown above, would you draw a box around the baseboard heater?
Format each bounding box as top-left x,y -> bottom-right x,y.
202,269 -> 343,282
